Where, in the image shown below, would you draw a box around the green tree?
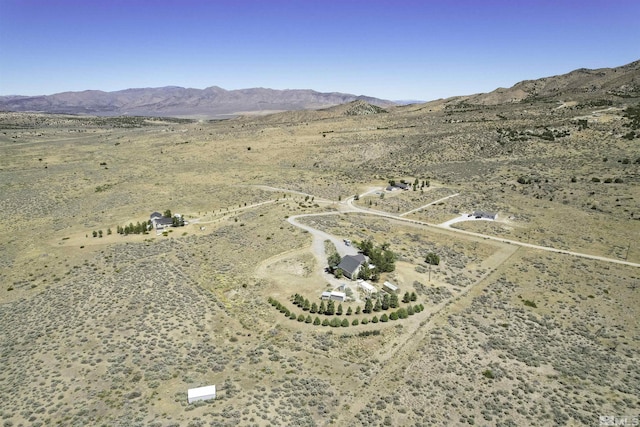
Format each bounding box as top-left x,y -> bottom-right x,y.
341,318 -> 349,327
98,230 -> 103,238
327,252 -> 341,270
390,293 -> 399,309
303,298 -> 310,311
319,301 -> 326,315
397,308 -> 408,319
107,228 -> 112,235
425,252 -> 440,266
373,298 -> 382,312
297,314 -> 305,322
357,263 -> 372,280
334,268 -> 343,279
346,306 -> 353,315
364,299 -> 373,314
389,311 -> 399,320
361,318 -> 369,325
163,209 -> 172,218
372,316 -> 379,323
402,292 -> 411,303
92,230 -> 97,238
310,302 -> 318,313
382,294 -> 390,310
336,303 -> 343,315
305,315 -> 313,323
326,300 -> 335,315
352,318 -> 359,326
410,292 -> 417,302
314,317 -> 321,325
380,313 -> 389,322
355,305 -> 361,314
407,305 -> 415,315
322,318 -> 329,326
289,311 -> 296,319
330,317 -> 340,327
357,239 -> 375,257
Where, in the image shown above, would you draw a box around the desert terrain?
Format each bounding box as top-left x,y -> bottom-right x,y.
1,64 -> 639,426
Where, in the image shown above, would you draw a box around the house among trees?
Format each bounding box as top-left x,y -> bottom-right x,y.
337,254 -> 367,280
150,210 -> 185,230
150,211 -> 173,229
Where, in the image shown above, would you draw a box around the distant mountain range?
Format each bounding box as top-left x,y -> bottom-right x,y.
1,59 -> 638,118
0,86 -> 396,119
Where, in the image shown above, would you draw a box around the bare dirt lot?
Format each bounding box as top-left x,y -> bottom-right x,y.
0,101 -> 638,426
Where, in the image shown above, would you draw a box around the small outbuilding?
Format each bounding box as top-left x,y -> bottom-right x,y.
321,291 -> 346,301
187,385 -> 216,404
357,280 -> 377,297
329,291 -> 346,302
383,281 -> 399,294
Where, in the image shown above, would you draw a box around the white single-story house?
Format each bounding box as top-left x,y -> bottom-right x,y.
383,281 -> 399,294
321,291 -> 332,300
187,385 -> 216,404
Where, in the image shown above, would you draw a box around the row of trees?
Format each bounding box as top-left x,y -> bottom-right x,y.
116,221 -> 152,235
291,291 -> 418,315
91,229 -> 112,238
269,297 -> 425,326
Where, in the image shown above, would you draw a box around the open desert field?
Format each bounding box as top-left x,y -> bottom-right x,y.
0,93 -> 639,427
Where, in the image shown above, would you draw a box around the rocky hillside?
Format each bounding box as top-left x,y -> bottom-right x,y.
438,59 -> 640,107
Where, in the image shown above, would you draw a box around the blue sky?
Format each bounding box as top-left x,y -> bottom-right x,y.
1,0 -> 639,101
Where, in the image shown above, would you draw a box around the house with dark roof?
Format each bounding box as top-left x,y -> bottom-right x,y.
150,212 -> 173,230
337,254 -> 367,280
472,211 -> 497,220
